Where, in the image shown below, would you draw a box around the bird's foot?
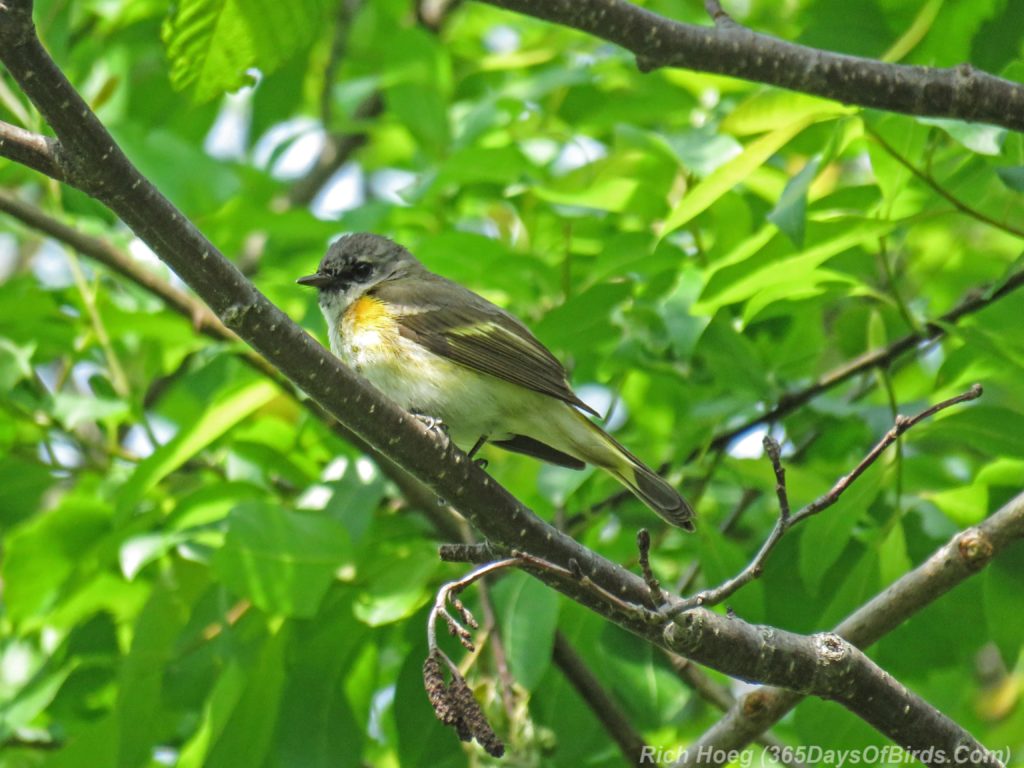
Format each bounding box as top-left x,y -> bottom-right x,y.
412,412 -> 449,436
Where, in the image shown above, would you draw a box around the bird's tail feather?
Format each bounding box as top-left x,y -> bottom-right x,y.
575,415 -> 696,531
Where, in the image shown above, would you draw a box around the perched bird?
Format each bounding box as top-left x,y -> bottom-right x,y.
298,233 -> 695,530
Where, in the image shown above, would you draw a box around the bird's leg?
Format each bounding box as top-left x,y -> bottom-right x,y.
467,435 -> 489,468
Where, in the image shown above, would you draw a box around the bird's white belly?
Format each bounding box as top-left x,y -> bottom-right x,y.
337,324 -> 508,448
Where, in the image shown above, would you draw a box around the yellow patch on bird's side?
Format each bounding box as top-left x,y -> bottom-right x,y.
345,295 -> 392,331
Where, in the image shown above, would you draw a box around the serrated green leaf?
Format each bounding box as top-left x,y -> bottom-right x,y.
163,0 -> 327,103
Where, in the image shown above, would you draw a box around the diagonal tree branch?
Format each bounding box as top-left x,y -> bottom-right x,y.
476,0 -> 1024,133
0,5 -> 1009,761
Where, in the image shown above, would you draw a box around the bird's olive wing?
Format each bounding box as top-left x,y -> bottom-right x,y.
375,278 -> 598,416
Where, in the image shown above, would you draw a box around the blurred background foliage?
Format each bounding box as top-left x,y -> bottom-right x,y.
1,0 -> 1023,765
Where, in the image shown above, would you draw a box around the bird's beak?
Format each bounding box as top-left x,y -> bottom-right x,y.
296,273 -> 333,288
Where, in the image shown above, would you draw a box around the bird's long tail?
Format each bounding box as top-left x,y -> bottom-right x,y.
574,414 -> 696,531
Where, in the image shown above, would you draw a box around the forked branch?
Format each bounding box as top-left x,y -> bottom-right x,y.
671,384 -> 983,614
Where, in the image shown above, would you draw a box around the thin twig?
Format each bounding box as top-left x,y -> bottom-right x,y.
636,528 -> 666,607
868,127 -> 1024,240
791,383 -> 983,525
764,437 -> 789,522
590,262 -> 1023,520
0,120 -> 65,180
670,384 -> 983,614
427,559 -> 515,654
703,0 -> 736,28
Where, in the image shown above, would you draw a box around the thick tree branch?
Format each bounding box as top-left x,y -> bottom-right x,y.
477,0 -> 1024,133
677,490 -> 1024,765
0,5 -> 1006,760
663,618 -> 1001,766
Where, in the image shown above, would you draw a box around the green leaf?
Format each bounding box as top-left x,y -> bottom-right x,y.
660,113 -> 823,238
214,502 -> 352,617
534,151 -> 672,214
984,546 -> 1024,666
0,641 -> 76,741
995,166 -> 1024,192
201,625 -> 289,768
694,218 -> 897,316
352,540 -> 437,626
177,661 -> 247,768
919,406 -> 1024,460
117,377 -> 278,516
799,461 -> 884,595
767,155 -> 821,247
922,483 -> 989,527
819,548 -> 880,629
0,337 -> 34,389
877,519 -> 911,587
162,0 -> 328,102
0,456 -> 54,529
116,584 -> 191,768
721,90 -> 854,135
497,572 -> 560,691
918,117 -> 1006,155
2,502 -> 110,626
52,392 -> 130,430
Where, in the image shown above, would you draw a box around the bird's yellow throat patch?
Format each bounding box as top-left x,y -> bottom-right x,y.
345,294 -> 391,331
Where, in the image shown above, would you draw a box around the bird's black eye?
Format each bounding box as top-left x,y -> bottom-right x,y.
351,261 -> 373,281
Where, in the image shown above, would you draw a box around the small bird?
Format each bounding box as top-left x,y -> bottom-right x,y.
298,233 -> 695,530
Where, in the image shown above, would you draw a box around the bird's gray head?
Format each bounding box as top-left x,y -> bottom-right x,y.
297,233 -> 420,320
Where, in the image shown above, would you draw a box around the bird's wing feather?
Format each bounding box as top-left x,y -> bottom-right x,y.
373,277 -> 598,416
